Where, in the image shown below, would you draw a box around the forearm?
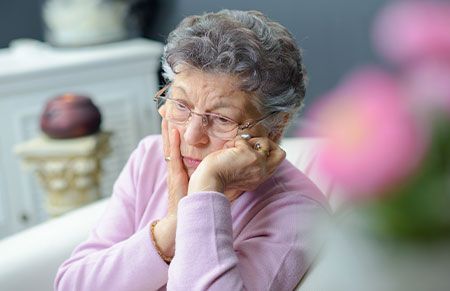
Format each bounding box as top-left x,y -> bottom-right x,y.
167,192 -> 244,290
55,224 -> 169,291
167,191 -> 326,291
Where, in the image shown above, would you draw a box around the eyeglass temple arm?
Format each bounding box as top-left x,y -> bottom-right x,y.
238,111 -> 278,130
153,84 -> 171,101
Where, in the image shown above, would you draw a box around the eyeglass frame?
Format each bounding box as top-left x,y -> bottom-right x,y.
153,83 -> 277,139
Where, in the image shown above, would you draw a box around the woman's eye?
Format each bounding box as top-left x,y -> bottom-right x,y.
174,102 -> 188,111
214,115 -> 233,124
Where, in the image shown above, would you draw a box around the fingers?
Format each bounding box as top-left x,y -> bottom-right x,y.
266,146 -> 286,174
249,138 -> 272,158
169,128 -> 184,172
245,137 -> 272,158
239,133 -> 252,140
205,135 -> 285,196
166,128 -> 188,215
235,136 -> 276,159
161,118 -> 170,158
234,138 -> 255,151
265,139 -> 286,173
158,104 -> 167,117
261,139 -> 285,160
247,137 -> 286,173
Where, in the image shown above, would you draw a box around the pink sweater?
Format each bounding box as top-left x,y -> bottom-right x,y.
55,135 -> 329,291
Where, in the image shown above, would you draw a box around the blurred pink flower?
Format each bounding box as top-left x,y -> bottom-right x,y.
373,0 -> 450,65
306,67 -> 426,199
403,60 -> 450,115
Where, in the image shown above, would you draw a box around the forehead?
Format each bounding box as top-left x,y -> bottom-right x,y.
171,68 -> 260,113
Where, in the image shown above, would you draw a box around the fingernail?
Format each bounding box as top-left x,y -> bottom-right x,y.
240,133 -> 252,140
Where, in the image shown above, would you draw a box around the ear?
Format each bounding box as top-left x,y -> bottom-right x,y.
268,112 -> 291,143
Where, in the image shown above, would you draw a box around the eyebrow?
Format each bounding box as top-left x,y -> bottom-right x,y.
171,84 -> 245,114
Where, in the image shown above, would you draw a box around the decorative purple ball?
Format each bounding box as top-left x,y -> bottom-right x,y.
40,93 -> 102,139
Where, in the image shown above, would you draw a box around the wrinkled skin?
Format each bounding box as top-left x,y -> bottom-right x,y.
153,68 -> 286,259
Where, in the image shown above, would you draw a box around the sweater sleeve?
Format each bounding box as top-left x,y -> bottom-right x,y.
167,191 -> 328,291
54,139 -> 169,291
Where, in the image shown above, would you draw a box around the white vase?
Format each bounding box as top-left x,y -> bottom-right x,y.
42,0 -> 128,47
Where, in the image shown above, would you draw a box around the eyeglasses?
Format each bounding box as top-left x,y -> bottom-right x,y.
153,84 -> 276,140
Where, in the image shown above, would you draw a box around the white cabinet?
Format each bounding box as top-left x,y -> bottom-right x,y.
0,39 -> 164,238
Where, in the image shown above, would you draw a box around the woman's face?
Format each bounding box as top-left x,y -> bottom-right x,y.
166,68 -> 268,176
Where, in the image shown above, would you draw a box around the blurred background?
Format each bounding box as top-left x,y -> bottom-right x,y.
1,1 -> 449,290
0,0 -> 390,107
0,0 -> 391,240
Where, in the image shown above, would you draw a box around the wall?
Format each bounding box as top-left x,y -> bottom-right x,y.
146,0 -> 389,105
0,0 -> 389,106
0,0 -> 44,48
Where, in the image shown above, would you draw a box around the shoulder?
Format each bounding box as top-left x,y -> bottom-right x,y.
127,135 -> 164,166
232,160 -> 330,262
131,134 -> 166,171
135,134 -> 164,155
121,134 -> 166,186
112,134 -> 167,205
259,159 -> 330,211
232,159 -> 330,232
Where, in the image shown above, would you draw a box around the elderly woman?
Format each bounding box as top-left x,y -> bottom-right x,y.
55,9 -> 329,291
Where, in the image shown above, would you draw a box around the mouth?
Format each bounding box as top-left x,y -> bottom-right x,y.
182,156 -> 203,168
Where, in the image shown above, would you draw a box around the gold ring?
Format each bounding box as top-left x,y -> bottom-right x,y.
261,149 -> 270,157
164,156 -> 171,162
254,143 -> 269,157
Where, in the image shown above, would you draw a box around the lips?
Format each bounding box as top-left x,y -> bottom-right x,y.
182,156 -> 202,168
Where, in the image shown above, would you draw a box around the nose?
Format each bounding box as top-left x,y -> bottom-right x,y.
183,114 -> 209,146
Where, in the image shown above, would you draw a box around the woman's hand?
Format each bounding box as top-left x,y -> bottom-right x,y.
153,106 -> 189,260
188,136 -> 286,201
162,119 -> 189,216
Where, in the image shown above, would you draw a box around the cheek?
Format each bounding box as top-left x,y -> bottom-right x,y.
210,139 -> 229,151
168,122 -> 186,138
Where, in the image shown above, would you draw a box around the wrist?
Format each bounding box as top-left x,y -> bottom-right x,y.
188,169 -> 224,194
152,217 -> 177,260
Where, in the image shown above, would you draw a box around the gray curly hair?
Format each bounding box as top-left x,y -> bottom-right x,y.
161,9 -> 307,137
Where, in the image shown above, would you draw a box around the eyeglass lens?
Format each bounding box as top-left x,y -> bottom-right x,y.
164,98 -> 239,140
